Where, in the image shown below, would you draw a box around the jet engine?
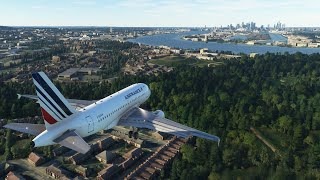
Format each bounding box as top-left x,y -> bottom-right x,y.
153,110 -> 165,118
128,130 -> 139,139
128,131 -> 133,138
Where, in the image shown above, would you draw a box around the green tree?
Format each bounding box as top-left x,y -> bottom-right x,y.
180,144 -> 195,163
278,115 -> 292,133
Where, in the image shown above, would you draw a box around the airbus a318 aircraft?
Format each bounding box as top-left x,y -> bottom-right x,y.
4,72 -> 220,154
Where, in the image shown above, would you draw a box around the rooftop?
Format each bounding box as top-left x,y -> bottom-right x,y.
58,67 -> 101,77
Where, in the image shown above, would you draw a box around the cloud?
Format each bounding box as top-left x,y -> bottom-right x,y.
72,0 -> 97,5
55,7 -> 66,11
4,0 -> 319,27
122,0 -> 319,14
117,0 -> 156,8
31,5 -> 45,9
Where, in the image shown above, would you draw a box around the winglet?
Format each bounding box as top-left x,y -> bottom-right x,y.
17,94 -> 22,99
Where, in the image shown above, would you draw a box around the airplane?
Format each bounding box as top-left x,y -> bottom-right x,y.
4,72 -> 220,154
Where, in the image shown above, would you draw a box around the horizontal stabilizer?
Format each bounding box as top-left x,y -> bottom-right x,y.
17,94 -> 96,109
17,94 -> 38,100
3,123 -> 45,136
53,130 -> 90,154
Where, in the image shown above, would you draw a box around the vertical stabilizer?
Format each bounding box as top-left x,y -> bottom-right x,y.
32,72 -> 76,129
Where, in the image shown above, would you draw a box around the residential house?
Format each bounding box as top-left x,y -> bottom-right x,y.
0,162 -> 14,177
75,166 -> 90,178
97,164 -> 121,180
95,151 -> 117,164
46,164 -> 72,179
98,137 -> 115,150
28,152 -> 45,166
5,171 -> 26,180
123,148 -> 143,160
120,158 -> 134,170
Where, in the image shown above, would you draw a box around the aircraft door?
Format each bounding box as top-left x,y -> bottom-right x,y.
85,116 -> 94,133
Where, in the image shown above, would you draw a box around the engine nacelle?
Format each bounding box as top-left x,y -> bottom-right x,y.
153,110 -> 165,118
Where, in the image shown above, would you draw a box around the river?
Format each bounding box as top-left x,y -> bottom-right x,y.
127,31 -> 320,54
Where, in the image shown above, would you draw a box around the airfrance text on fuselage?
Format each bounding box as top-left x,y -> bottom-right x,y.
125,88 -> 143,100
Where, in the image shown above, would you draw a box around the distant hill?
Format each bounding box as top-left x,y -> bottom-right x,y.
0,26 -> 14,30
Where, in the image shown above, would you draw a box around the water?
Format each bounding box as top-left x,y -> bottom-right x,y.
269,33 -> 287,43
230,35 -> 248,40
128,31 -> 320,54
230,33 -> 286,42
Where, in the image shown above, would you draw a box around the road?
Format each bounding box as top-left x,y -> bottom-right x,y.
9,159 -> 53,179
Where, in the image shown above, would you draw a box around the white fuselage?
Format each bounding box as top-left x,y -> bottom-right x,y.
33,83 -> 151,147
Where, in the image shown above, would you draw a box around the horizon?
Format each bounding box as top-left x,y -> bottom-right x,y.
3,25 -> 320,28
1,0 -> 319,27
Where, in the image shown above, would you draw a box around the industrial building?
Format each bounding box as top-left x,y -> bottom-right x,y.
57,68 -> 101,81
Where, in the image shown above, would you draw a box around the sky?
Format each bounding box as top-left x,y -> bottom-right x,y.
1,0 -> 319,27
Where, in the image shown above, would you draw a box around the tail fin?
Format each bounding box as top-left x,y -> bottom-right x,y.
32,72 -> 76,128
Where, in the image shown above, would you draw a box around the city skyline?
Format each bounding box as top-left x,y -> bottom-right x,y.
1,0 -> 320,27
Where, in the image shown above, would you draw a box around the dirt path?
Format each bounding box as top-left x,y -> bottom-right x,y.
250,127 -> 277,153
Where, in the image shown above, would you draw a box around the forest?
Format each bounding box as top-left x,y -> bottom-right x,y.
1,52 -> 320,179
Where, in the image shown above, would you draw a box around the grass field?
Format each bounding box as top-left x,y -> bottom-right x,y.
148,55 -> 223,67
149,56 -> 195,67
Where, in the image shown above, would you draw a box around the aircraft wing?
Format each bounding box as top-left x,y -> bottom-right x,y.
3,123 -> 46,136
66,99 -> 97,109
17,94 -> 96,109
53,130 -> 91,154
118,108 -> 220,143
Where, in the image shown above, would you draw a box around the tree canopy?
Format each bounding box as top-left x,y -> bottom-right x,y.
1,52 -> 320,178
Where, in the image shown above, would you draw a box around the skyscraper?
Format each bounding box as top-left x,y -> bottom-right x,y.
251,22 -> 256,30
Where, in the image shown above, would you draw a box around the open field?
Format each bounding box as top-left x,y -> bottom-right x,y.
148,55 -> 223,67
149,56 -> 195,67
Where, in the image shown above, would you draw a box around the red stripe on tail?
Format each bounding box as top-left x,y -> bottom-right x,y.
41,108 -> 58,124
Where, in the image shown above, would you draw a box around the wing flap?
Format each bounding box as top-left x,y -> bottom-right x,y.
53,130 -> 91,154
3,123 -> 45,136
118,108 -> 220,142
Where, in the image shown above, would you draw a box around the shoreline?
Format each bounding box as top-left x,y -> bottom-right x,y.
180,38 -> 297,49
127,32 -> 320,55
180,34 -> 319,49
